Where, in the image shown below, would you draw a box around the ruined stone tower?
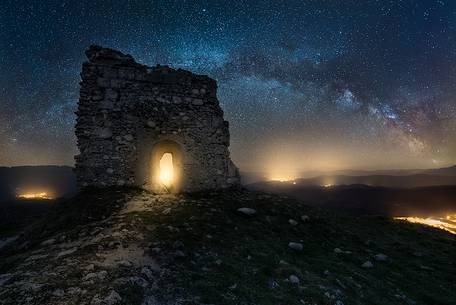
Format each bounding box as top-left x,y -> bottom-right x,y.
75,46 -> 240,193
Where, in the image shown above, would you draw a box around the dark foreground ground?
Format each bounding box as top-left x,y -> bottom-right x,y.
0,188 -> 455,305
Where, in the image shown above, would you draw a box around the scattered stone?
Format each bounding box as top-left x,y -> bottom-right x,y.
334,248 -> 343,254
334,248 -> 351,254
420,265 -> 435,271
173,240 -> 184,249
93,290 -> 121,305
267,278 -> 279,289
174,250 -> 186,257
301,215 -> 310,222
25,254 -> 49,262
85,264 -> 95,271
362,261 -> 374,268
40,238 -> 55,246
288,242 -> 303,251
83,271 -> 108,281
57,247 -> 78,258
51,289 -> 65,297
118,260 -> 132,267
0,274 -> 12,286
288,219 -> 298,226
374,253 -> 388,261
237,207 -> 257,216
141,267 -> 154,281
289,275 -> 300,284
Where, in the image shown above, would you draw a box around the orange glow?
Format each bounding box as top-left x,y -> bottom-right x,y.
18,192 -> 52,200
270,176 -> 296,182
159,153 -> 174,187
395,215 -> 456,235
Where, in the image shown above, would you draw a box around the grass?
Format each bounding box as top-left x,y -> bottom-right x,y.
1,188 -> 455,304
124,190 -> 456,305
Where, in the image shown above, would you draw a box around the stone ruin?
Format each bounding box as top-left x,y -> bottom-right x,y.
75,45 -> 240,193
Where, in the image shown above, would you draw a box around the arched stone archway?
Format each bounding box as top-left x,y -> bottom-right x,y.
149,140 -> 183,193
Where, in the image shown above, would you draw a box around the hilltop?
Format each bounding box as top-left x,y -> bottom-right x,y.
0,188 -> 455,305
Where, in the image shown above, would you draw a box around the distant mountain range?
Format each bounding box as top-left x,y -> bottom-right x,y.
241,165 -> 456,185
0,166 -> 76,202
247,165 -> 456,216
0,165 -> 455,203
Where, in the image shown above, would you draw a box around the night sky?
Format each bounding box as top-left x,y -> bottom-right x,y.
1,1 -> 456,177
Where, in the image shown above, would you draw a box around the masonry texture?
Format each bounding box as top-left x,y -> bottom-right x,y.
75,45 -> 240,192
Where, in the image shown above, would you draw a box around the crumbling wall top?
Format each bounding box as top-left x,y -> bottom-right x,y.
83,45 -> 216,88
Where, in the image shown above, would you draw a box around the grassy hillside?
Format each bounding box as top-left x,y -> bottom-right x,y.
0,188 -> 455,305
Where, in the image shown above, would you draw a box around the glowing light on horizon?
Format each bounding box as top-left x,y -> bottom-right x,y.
395,215 -> 456,235
17,192 -> 51,200
159,153 -> 174,187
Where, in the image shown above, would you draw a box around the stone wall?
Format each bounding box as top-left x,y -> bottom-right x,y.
75,45 -> 240,192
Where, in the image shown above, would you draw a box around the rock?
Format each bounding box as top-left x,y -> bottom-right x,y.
95,290 -> 121,305
141,267 -> 154,281
301,215 -> 310,222
289,274 -> 300,284
67,287 -> 82,295
96,128 -> 112,139
237,207 -> 257,216
267,278 -> 279,289
288,242 -> 303,251
362,261 -> 374,268
40,238 -> 55,246
0,274 -> 12,286
124,134 -> 134,141
374,253 -> 388,261
51,289 -> 65,297
118,260 -> 132,267
105,88 -> 118,100
288,219 -> 298,226
57,247 -> 78,258
85,264 -> 95,271
192,98 -> 204,105
173,240 -> 184,249
25,254 -> 49,261
83,271 -> 107,281
174,250 -> 186,257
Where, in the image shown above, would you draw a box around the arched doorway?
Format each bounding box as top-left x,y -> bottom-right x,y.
150,140 -> 183,193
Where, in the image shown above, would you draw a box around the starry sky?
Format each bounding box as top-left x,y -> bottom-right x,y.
1,1 -> 456,176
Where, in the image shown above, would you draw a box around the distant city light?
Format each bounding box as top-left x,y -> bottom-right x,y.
395,215 -> 456,235
17,192 -> 52,200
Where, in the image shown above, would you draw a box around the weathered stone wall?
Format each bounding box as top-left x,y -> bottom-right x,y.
75,45 -> 240,192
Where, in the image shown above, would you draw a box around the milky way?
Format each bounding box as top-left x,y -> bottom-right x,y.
1,1 -> 456,174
